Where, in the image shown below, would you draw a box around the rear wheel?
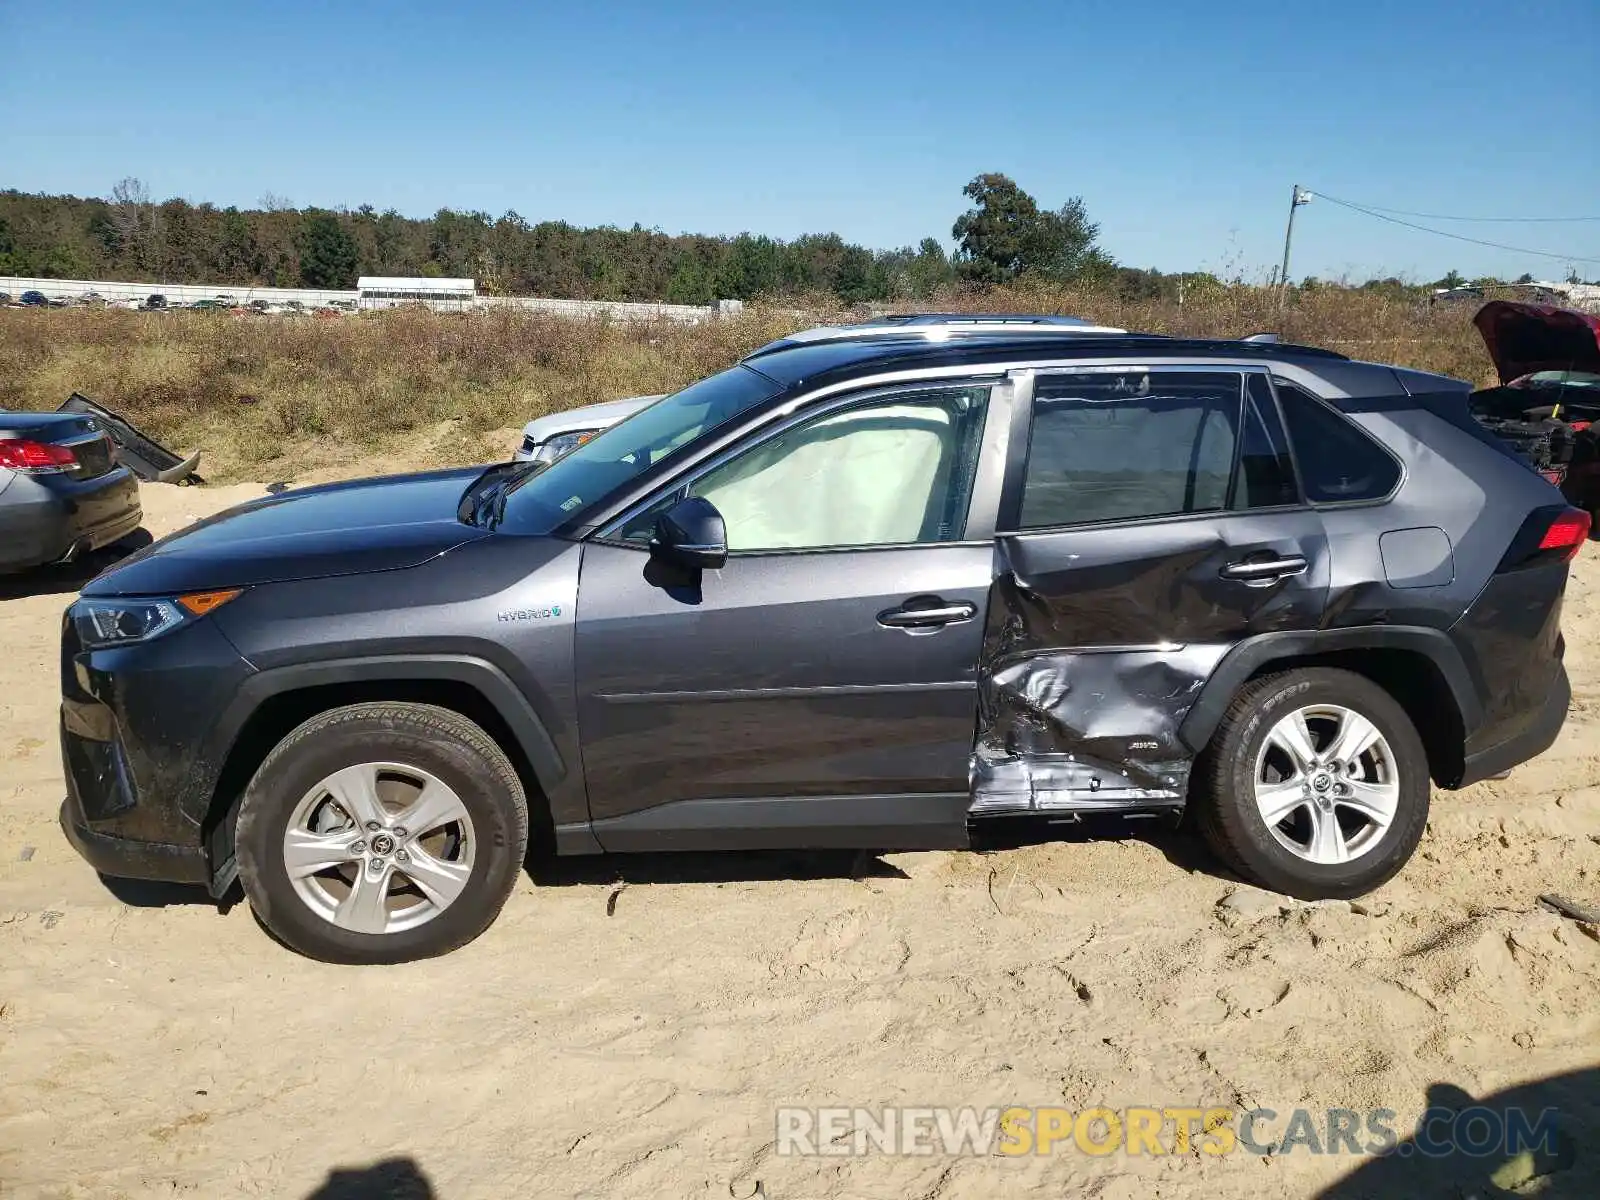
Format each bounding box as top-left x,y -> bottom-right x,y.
1192,668 -> 1429,899
235,702 -> 529,964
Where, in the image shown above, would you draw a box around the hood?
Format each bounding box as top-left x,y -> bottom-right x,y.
83,466 -> 494,596
1474,300 -> 1600,385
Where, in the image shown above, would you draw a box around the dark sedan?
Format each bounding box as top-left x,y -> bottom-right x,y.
0,411 -> 143,573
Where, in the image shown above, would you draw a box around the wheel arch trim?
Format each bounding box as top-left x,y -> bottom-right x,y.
1177,626 -> 1483,757
208,653 -> 566,792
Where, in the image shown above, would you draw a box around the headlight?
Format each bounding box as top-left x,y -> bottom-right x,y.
72,590 -> 242,649
534,429 -> 599,463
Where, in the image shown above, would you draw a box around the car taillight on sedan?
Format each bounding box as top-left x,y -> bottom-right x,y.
0,439 -> 77,474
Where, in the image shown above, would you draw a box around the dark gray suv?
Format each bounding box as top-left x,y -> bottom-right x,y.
59,323 -> 1584,962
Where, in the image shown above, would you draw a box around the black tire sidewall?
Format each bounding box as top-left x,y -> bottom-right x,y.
1214,671 -> 1430,898
237,712 -> 525,964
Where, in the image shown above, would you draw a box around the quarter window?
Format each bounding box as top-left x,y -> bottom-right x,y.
1275,382 -> 1400,503
1020,370 -> 1244,528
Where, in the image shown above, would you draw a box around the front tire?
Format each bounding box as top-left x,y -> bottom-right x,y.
235,702 -> 529,964
1192,668 -> 1430,899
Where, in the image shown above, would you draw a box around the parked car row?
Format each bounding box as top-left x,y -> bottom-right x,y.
0,291 -> 360,315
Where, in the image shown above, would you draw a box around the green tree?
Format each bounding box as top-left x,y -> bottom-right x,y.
951,173 -> 1107,284
1436,269 -> 1467,290
297,212 -> 359,287
666,255 -> 716,304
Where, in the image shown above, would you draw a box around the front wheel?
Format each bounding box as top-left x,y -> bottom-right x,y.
1192,668 -> 1430,899
235,702 -> 529,964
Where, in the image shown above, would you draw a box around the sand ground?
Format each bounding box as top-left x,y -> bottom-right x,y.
0,481 -> 1595,1198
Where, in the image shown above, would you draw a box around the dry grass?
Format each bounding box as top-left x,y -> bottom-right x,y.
0,287 -> 1493,482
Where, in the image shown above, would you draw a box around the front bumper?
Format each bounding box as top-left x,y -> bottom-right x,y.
58,613 -> 254,886
59,794 -> 210,885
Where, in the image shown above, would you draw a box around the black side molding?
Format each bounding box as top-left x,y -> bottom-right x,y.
1177,625 -> 1484,754
583,793 -> 973,854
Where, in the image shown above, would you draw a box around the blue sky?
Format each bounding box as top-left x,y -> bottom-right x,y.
3,0 -> 1597,282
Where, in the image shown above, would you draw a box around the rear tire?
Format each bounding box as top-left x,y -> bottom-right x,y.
1192,668 -> 1429,899
235,702 -> 529,964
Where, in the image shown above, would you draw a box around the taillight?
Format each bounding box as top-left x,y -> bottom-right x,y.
1498,504 -> 1591,571
0,439 -> 77,474
1538,508 -> 1590,560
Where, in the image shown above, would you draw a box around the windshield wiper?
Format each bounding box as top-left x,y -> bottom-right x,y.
458,461 -> 539,528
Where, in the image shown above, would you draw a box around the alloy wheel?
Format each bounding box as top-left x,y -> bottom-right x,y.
1253,704 -> 1400,865
282,762 -> 477,935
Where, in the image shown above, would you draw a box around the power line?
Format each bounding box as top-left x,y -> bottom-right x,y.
1311,192 -> 1599,266
1313,193 -> 1600,224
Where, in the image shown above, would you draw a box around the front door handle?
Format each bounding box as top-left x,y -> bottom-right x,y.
1220,555 -> 1309,583
877,597 -> 978,629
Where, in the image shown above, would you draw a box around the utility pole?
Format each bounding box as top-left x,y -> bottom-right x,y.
1279,185 -> 1313,305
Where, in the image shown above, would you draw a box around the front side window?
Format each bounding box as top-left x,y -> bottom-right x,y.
1275,382 -> 1401,503
613,386 -> 991,551
1020,370 -> 1245,529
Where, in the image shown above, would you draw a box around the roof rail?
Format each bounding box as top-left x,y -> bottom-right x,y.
1241,332 -> 1280,343
742,316 -> 1130,360
864,312 -> 1100,326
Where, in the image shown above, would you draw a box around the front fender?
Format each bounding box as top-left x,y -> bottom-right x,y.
197,651 -> 597,896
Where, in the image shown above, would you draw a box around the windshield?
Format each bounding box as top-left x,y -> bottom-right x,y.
492,365 -> 783,534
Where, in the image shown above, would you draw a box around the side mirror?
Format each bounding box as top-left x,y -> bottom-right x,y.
651,496 -> 728,570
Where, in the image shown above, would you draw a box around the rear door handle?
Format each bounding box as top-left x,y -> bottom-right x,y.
877,598 -> 978,629
1220,555 -> 1309,582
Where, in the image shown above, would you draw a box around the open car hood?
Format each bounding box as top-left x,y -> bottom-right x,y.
1474,300 -> 1600,385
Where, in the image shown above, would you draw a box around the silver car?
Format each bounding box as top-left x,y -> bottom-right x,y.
1,410 -> 142,573
512,314 -> 1122,462
514,393 -> 666,464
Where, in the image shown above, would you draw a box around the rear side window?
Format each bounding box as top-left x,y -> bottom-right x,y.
1021,370 -> 1242,528
1275,382 -> 1401,503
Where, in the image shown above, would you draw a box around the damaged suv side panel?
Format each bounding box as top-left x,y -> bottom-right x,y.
969,366 -> 1330,818
973,516 -> 1330,816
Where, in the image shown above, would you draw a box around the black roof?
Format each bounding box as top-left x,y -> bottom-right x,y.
742,332 -> 1350,390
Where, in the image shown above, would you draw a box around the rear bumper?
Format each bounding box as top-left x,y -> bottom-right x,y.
59,795 -> 210,885
1457,664 -> 1570,788
0,467 -> 141,572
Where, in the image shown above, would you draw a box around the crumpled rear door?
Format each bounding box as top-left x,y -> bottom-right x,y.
973,366 -> 1329,817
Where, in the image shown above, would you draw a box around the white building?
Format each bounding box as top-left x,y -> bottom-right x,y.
356,277 -> 477,312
